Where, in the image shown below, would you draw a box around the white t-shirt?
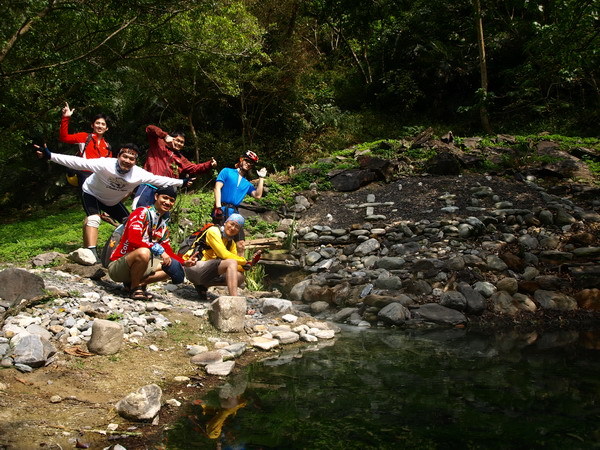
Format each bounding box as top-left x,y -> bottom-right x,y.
51,153 -> 183,206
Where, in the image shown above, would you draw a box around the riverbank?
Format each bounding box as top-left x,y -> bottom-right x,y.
1,134 -> 599,448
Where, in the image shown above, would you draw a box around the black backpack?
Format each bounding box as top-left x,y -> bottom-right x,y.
178,223 -> 214,260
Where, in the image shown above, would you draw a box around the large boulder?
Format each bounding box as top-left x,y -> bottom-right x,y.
0,269 -> 45,308
209,296 -> 246,332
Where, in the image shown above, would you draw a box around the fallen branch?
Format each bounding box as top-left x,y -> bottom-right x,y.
0,292 -> 71,329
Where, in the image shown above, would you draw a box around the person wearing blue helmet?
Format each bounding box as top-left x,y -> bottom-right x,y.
183,213 -> 259,299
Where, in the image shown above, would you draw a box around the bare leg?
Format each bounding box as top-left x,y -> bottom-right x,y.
124,248 -> 152,290
83,224 -> 99,247
217,259 -> 244,296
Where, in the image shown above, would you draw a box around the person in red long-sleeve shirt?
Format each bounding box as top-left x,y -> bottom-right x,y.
59,102 -> 112,187
132,125 -> 217,208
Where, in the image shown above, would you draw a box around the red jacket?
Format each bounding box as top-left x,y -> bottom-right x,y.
143,125 -> 212,178
110,206 -> 183,263
59,116 -> 111,159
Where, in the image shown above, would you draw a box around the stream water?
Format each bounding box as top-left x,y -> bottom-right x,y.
164,326 -> 600,449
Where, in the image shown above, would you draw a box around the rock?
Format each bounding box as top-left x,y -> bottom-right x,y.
310,301 -> 329,314
305,251 -> 322,265
403,279 -> 432,295
534,290 -> 578,311
456,283 -> 486,315
261,298 -> 294,315
473,281 -> 496,298
486,255 -> 508,272
490,291 -> 519,315
289,279 -> 311,302
31,252 -> 65,267
375,257 -> 406,270
377,303 -> 411,325
411,303 -> 467,326
302,285 -> 333,303
68,248 -> 98,266
209,296 -> 246,332
251,336 -> 279,350
273,331 -> 300,344
0,268 -> 45,308
330,169 -> 377,191
115,384 -> 162,421
439,291 -> 467,311
496,277 -> 518,295
575,289 -> 600,311
206,360 -> 235,376
374,275 -> 402,291
425,151 -> 462,175
354,238 -> 380,257
87,319 -> 124,355
190,350 -> 224,366
12,334 -> 56,368
513,293 -> 537,312
363,294 -> 414,308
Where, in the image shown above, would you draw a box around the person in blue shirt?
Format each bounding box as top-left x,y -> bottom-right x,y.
212,150 -> 266,253
213,151 -> 266,219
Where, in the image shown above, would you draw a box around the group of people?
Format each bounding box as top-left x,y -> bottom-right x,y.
36,102 -> 267,300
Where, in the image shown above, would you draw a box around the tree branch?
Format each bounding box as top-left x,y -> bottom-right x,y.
2,16 -> 138,77
0,0 -> 57,65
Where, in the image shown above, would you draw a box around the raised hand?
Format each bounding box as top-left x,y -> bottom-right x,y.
62,102 -> 74,117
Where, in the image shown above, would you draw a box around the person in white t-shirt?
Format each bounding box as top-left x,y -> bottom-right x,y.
36,143 -> 192,263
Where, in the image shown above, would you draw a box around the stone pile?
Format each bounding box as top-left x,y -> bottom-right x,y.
286,178 -> 600,328
0,268 -> 339,374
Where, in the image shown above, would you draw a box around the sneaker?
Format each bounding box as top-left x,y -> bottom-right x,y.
194,284 -> 208,301
88,247 -> 101,265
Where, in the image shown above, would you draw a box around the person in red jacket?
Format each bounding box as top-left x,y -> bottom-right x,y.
132,125 -> 217,208
59,102 -> 112,187
107,186 -> 198,300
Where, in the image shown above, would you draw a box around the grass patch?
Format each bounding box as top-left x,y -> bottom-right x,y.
0,206 -> 113,263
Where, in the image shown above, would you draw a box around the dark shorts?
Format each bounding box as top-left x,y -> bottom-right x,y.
184,259 -> 225,286
81,192 -> 129,223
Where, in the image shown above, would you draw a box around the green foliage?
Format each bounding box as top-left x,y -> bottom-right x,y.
0,0 -> 598,212
244,262 -> 266,292
107,312 -> 124,321
0,195 -> 112,263
583,157 -> 600,176
244,216 -> 276,238
255,179 -> 297,210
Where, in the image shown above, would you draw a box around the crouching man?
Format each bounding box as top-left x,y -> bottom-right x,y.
184,214 -> 255,300
107,186 -> 197,300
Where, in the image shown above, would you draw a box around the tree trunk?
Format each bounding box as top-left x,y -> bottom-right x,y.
474,0 -> 493,134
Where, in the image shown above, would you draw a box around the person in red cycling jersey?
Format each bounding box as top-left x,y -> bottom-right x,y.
59,102 -> 112,187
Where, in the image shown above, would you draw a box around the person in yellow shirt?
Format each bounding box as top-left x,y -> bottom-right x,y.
184,213 -> 251,299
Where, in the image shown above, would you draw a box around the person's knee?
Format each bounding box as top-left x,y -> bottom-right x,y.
85,214 -> 101,228
129,247 -> 151,263
164,260 -> 185,284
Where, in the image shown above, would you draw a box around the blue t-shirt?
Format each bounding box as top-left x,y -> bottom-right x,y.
216,167 -> 256,207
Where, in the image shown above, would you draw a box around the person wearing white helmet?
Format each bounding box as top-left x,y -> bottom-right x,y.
183,213 -> 260,299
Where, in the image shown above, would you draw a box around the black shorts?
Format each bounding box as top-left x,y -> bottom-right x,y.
81,192 -> 129,223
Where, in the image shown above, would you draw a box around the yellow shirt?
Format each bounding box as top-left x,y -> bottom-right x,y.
201,226 -> 247,269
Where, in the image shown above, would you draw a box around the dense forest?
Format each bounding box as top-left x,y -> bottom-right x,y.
1,0 -> 598,210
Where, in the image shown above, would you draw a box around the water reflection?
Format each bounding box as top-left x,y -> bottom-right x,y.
166,327 -> 600,449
